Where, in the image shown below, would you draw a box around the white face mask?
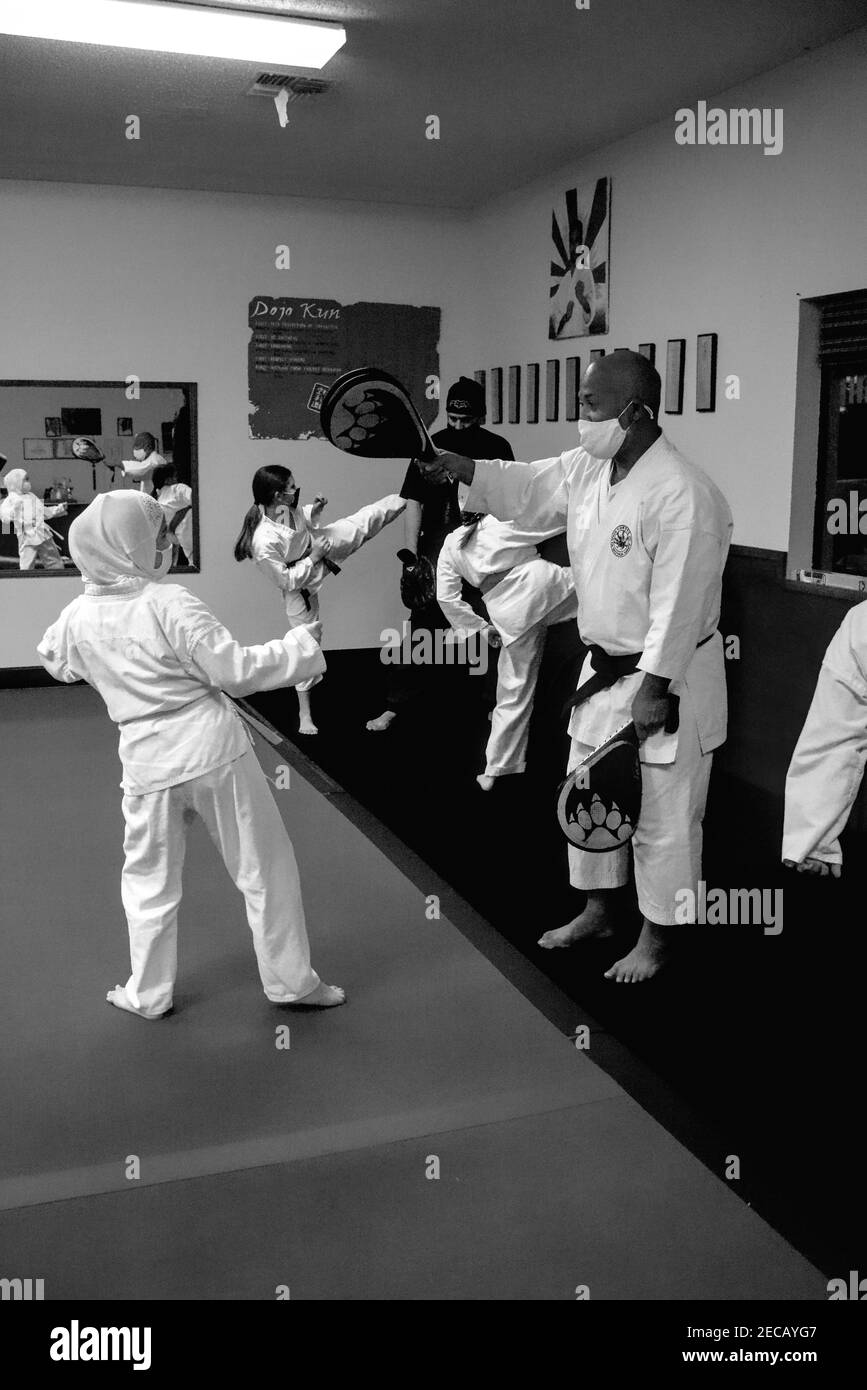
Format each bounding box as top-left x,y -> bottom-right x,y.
578,401 -> 652,459
152,542 -> 173,580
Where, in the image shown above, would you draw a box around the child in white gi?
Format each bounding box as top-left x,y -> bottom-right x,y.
437,511 -> 577,790
782,601 -> 867,879
37,490 -> 345,1018
152,461 -> 194,564
1,468 -> 67,570
235,464 -> 405,735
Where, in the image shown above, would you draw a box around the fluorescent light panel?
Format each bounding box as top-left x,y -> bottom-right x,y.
0,0 -> 346,67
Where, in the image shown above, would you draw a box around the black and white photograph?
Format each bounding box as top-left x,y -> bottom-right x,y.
1,0 -> 866,1352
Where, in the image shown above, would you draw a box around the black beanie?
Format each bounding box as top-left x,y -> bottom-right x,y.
133,431 -> 158,455
446,377 -> 484,417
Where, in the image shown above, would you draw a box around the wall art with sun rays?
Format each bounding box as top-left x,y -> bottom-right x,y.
549,178 -> 610,341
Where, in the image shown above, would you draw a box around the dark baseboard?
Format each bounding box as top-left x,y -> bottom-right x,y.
0,666 -> 66,689
728,542 -> 785,566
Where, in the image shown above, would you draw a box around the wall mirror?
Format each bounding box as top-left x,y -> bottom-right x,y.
0,380 -> 198,577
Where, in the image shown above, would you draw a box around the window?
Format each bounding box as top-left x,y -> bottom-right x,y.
813,291 -> 867,574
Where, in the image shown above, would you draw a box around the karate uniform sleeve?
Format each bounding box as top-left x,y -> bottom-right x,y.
254,532 -> 317,593
121,459 -> 152,482
782,616 -> 867,865
36,619 -> 83,684
182,615 -> 326,696
436,541 -> 488,640
466,453 -> 576,531
639,527 -> 727,681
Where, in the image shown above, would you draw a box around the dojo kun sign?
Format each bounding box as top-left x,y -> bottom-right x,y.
675,101 -> 783,156
674,882 -> 783,934
250,298 -> 341,324
379,622 -> 490,675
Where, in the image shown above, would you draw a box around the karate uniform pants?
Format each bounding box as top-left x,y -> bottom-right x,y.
286,492 -> 406,692
567,685 -> 713,925
485,592 -> 578,777
19,537 -> 64,570
119,748 -> 319,1017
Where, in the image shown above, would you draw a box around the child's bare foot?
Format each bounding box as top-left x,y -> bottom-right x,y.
289,982 -> 346,1008
106,985 -> 171,1018
476,773 -> 496,791
366,710 -> 397,732
298,719 -> 318,736
538,901 -> 613,950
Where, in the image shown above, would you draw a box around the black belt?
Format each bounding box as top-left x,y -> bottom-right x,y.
564,630 -> 716,720
284,560 -> 312,611
479,568 -> 513,596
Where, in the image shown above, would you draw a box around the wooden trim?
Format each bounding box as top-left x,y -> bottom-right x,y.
728,544 -> 785,562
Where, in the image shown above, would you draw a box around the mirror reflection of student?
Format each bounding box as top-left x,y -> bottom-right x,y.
366,377 -> 514,733
0,467 -> 67,570
121,431 -> 166,492
152,463 -> 193,565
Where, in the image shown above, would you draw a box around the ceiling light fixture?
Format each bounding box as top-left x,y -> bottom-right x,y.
0,0 -> 346,68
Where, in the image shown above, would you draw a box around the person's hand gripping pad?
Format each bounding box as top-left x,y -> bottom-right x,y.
557,721 -> 642,851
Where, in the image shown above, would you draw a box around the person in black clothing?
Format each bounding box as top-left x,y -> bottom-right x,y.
366,377 -> 514,732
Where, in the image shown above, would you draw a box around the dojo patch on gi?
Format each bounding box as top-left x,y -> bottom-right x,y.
610,524 -> 632,557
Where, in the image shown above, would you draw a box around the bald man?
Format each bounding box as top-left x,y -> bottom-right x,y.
418,351 -> 733,982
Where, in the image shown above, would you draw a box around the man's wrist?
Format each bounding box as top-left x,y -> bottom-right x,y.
640,671 -> 671,694
440,453 -> 475,486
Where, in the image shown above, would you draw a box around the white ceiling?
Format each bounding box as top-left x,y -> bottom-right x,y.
1,0 -> 865,209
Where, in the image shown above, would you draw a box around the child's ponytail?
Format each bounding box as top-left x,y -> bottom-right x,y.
457,512 -> 485,548
234,464 -> 294,562
234,505 -> 262,562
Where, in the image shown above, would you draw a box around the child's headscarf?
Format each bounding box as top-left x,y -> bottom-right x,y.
69,491 -> 171,584
3,468 -> 28,494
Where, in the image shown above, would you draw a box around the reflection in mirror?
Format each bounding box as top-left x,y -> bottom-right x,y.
0,381 -> 198,577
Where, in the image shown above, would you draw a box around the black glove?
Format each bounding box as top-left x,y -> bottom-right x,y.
397,549 -> 436,610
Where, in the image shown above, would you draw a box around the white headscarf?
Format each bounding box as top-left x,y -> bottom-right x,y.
3,468 -> 28,494
69,491 -> 172,585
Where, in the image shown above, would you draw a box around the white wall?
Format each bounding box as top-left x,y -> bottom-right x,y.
5,25 -> 867,668
465,26 -> 867,552
0,182 -> 476,667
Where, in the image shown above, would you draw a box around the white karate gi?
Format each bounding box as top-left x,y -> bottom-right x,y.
1,469 -> 66,570
466,435 -> 733,923
37,491 -> 327,1018
437,516 -> 577,777
121,450 -> 166,493
783,601 -> 867,868
251,493 -> 406,691
155,481 -> 194,562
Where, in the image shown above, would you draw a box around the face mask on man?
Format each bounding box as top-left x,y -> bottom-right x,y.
578,400 -> 654,459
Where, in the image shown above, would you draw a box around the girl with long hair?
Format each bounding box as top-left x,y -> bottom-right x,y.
236,465 -> 405,734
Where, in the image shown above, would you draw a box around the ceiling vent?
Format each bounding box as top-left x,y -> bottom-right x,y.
245,73 -> 331,99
